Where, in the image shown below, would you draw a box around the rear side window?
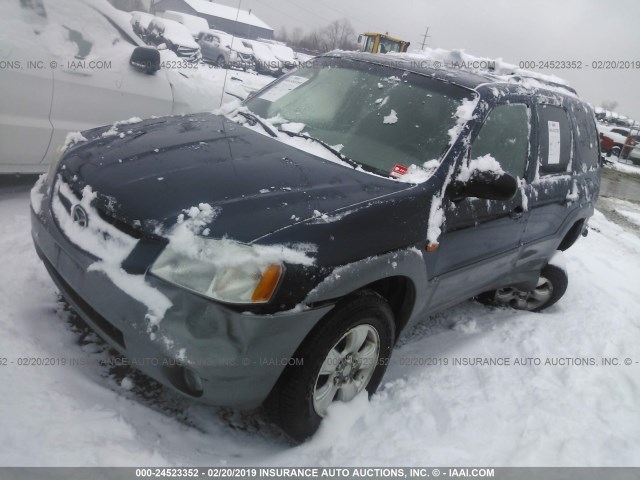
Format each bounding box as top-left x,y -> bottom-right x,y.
471,104 -> 530,179
538,105 -> 572,175
572,104 -> 599,170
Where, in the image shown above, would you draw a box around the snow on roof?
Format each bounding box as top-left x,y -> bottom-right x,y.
394,47 -> 575,95
161,10 -> 209,36
183,0 -> 272,31
156,17 -> 199,48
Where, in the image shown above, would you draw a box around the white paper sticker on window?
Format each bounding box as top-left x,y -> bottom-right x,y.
547,121 -> 561,165
259,75 -> 309,102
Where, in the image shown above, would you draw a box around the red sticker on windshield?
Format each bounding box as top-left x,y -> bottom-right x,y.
390,164 -> 409,178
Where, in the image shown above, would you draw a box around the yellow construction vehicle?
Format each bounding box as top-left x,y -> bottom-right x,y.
357,32 -> 410,54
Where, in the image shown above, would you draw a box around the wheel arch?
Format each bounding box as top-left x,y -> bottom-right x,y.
305,248 -> 427,338
359,276 -> 416,339
558,218 -> 586,251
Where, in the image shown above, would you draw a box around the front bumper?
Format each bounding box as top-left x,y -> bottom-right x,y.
30,180 -> 333,408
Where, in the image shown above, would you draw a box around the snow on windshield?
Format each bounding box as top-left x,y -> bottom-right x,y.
240,61 -> 477,184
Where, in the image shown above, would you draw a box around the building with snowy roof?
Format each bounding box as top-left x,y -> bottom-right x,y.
151,0 -> 273,39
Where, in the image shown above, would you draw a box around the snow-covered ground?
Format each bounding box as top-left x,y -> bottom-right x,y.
608,158 -> 640,176
0,181 -> 639,466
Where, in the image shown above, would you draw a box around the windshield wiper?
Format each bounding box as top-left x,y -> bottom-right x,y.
278,129 -> 376,173
236,111 -> 277,137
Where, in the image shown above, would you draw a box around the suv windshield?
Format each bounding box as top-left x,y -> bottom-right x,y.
244,57 -> 474,178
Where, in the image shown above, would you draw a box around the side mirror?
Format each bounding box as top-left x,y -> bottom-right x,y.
129,47 -> 160,74
448,171 -> 518,202
357,34 -> 363,44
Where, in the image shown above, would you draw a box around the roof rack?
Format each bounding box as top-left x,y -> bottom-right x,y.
507,74 -> 578,95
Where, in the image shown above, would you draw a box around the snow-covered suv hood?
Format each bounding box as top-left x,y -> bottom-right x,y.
56,113 -> 413,243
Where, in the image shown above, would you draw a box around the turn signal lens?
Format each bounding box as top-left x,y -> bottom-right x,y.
251,264 -> 283,303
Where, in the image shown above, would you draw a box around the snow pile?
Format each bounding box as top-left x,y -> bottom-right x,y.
29,174 -> 47,215
457,154 -> 504,182
280,122 -> 306,134
426,165 -> 455,246
166,204 -> 316,268
62,132 -> 88,153
548,250 -> 567,274
396,47 -> 572,90
101,117 -> 143,138
565,180 -> 580,204
51,182 -> 172,329
393,163 -> 437,184
383,110 -> 398,124
448,98 -> 478,145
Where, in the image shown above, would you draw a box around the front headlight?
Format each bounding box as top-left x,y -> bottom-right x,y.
149,241 -> 284,304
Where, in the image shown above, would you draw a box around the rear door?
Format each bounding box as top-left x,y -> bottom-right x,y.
522,104 -> 576,247
427,102 -> 533,310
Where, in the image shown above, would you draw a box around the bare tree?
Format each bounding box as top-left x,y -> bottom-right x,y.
291,27 -> 304,45
283,18 -> 358,54
275,26 -> 289,43
319,18 -> 357,51
601,100 -> 619,112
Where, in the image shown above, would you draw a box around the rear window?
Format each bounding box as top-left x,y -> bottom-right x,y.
537,105 -> 573,175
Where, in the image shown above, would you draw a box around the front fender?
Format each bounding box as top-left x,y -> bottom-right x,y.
305,247 -> 429,327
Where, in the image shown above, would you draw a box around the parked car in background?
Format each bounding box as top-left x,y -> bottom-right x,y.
0,0 -> 221,174
598,124 -> 640,158
259,39 -> 298,72
32,52 -> 600,441
130,10 -> 155,41
146,17 -> 201,62
242,39 -> 282,76
198,30 -> 255,70
156,10 -> 209,40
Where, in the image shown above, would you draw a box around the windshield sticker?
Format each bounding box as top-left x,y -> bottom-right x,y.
259,76 -> 309,102
390,164 -> 409,178
548,121 -> 561,165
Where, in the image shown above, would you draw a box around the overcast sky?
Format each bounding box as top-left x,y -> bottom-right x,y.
212,0 -> 640,120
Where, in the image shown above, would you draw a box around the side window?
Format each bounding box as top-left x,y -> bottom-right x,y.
471,104 -> 529,179
537,105 -> 572,175
212,35 -> 220,47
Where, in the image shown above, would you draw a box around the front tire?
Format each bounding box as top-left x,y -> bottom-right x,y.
476,264 -> 568,312
216,55 -> 226,68
265,291 -> 395,442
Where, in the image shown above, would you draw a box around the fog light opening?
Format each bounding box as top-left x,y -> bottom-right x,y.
183,367 -> 203,395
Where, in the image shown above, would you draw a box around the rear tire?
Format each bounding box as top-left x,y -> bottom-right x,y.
265,290 -> 395,442
216,55 -> 226,68
476,264 -> 568,312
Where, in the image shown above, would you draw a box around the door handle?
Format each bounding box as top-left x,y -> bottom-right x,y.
510,206 -> 524,219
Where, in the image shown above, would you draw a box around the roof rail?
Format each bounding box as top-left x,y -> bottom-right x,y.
507,74 -> 578,95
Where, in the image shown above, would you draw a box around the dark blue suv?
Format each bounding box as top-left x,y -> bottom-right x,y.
31,52 -> 601,441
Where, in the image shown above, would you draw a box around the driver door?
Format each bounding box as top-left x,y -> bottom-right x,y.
426,102 -> 533,311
